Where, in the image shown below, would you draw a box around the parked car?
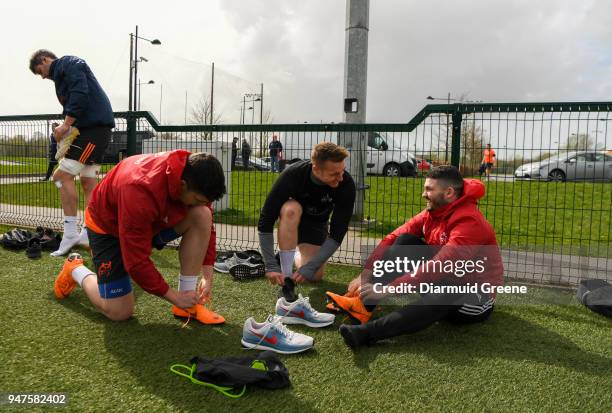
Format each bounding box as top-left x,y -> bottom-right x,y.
514,151 -> 612,181
281,131 -> 417,177
416,158 -> 432,172
103,130 -> 154,163
234,156 -> 271,171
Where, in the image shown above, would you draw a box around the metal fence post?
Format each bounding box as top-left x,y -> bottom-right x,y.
126,114 -> 137,156
451,111 -> 463,168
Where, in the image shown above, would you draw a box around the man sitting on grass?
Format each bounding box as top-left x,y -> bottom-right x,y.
53,150 -> 226,324
326,165 -> 503,348
258,142 -> 356,300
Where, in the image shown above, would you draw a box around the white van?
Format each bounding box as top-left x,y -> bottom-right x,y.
280,131 -> 417,177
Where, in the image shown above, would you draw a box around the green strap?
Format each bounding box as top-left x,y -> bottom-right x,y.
170,364 -> 247,399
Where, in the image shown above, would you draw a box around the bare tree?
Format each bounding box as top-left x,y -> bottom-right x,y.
460,121 -> 486,176
561,133 -> 603,151
190,96 -> 223,139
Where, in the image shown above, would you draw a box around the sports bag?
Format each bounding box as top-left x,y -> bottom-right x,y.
171,350 -> 290,398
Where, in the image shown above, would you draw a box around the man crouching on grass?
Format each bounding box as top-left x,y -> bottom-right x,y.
326,165 -> 504,348
53,150 -> 226,324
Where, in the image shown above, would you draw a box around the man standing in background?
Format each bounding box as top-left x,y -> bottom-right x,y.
480,143 -> 496,179
241,138 -> 251,169
40,122 -> 59,181
268,135 -> 283,172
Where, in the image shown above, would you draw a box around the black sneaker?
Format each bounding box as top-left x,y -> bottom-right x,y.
229,262 -> 266,280
280,277 -> 298,302
26,238 -> 42,259
41,234 -> 61,251
243,249 -> 263,264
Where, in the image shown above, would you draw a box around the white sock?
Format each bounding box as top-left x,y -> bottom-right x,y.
72,265 -> 94,287
178,274 -> 198,292
50,217 -> 81,256
63,216 -> 78,238
279,249 -> 296,278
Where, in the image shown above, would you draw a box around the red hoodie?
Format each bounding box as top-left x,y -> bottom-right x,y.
367,179 -> 503,288
87,150 -> 216,296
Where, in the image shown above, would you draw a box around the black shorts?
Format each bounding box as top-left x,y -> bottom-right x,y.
87,229 -> 132,299
484,162 -> 494,169
298,218 -> 328,246
66,126 -> 111,165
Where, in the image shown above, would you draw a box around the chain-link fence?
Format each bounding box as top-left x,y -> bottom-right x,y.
1,103 -> 610,285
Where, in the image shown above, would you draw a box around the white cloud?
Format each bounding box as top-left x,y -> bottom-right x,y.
1,0 -> 611,124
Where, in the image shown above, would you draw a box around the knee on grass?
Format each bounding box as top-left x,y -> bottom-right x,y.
103,306 -> 134,321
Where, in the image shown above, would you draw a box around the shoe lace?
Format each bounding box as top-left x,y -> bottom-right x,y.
269,317 -> 294,339
297,295 -> 319,315
279,294 -> 318,319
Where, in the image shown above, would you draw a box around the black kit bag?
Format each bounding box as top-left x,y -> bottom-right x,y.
170,350 -> 290,398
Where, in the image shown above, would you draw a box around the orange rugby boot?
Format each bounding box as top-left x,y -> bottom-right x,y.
325,291 -> 372,324
54,252 -> 84,299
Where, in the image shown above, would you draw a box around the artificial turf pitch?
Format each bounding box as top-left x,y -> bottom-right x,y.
1,247 -> 610,412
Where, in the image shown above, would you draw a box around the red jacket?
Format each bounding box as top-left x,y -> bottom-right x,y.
367,179 -> 503,288
87,150 -> 216,296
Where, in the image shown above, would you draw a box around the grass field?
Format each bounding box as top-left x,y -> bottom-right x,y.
1,246 -> 610,412
0,156 -> 48,175
0,156 -> 115,175
4,170 -> 609,255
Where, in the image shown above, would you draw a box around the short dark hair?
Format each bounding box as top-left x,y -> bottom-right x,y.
311,142 -> 349,164
29,49 -> 57,73
426,165 -> 464,196
181,153 -> 226,202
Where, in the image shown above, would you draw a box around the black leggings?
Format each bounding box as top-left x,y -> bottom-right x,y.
361,234 -> 493,342
43,160 -> 58,180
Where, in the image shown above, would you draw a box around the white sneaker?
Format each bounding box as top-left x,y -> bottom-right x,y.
241,315 -> 313,354
50,233 -> 80,257
276,294 -> 335,328
214,252 -> 252,273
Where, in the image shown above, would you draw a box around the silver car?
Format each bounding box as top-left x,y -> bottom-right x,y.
514,151 -> 612,182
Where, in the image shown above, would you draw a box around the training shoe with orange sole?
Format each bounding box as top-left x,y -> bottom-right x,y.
54,252 -> 84,299
326,301 -> 341,312
172,303 -> 225,325
325,291 -> 372,324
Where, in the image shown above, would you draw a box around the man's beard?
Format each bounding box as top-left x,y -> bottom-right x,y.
425,196 -> 446,211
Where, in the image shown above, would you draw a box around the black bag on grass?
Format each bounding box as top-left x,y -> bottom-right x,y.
171,351 -> 290,398
1,229 -> 33,250
576,279 -> 612,318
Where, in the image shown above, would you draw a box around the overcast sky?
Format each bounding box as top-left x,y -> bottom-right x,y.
2,0 -> 611,125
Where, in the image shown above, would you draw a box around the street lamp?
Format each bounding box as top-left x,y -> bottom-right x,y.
137,80 -> 155,110
241,94 -> 262,145
128,25 -> 161,111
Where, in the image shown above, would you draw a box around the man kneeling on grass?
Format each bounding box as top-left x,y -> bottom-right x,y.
258,142 -> 356,301
326,165 -> 504,348
53,150 -> 226,324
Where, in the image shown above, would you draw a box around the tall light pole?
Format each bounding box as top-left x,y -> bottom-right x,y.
159,83 -> 163,123
242,94 -> 262,149
128,25 -> 161,111
137,80 -> 155,111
